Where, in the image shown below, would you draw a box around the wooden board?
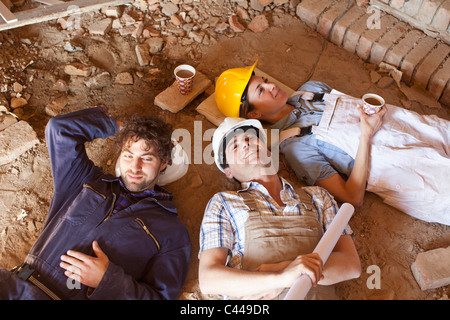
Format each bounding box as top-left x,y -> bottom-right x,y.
0,1 -> 17,23
0,0 -> 132,31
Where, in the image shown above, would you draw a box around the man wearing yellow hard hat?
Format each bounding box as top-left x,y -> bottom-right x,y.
213,61 -> 450,225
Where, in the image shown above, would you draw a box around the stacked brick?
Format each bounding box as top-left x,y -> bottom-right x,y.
296,0 -> 450,107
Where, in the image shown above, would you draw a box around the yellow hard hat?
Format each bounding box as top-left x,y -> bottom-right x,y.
215,60 -> 258,118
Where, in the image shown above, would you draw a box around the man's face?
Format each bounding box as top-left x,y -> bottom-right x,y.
118,138 -> 167,193
223,130 -> 274,180
246,76 -> 289,118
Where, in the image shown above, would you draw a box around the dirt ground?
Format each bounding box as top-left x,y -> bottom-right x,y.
0,4 -> 449,300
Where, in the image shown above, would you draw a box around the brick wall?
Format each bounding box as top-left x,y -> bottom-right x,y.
370,0 -> 450,45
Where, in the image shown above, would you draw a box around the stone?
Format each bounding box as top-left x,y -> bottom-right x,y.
229,15 -> 245,33
0,114 -> 17,132
135,44 -> 151,66
84,72 -> 112,89
64,63 -> 93,77
102,6 -> 121,18
248,14 -> 269,33
115,72 -> 134,85
145,37 -> 164,54
45,96 -> 68,117
161,2 -> 179,17
411,246 -> 450,290
0,120 -> 39,166
10,97 -> 27,109
88,18 -> 112,36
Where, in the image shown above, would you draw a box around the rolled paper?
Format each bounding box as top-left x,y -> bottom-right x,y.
284,203 -> 355,300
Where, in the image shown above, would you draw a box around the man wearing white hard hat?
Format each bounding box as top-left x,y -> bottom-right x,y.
198,117 -> 361,300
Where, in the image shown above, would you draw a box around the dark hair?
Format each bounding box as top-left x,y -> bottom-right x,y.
114,114 -> 173,166
239,74 -> 255,118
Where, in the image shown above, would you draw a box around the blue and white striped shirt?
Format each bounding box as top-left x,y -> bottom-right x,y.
199,177 -> 352,269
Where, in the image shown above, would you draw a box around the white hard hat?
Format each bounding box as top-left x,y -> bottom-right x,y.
212,117 -> 265,173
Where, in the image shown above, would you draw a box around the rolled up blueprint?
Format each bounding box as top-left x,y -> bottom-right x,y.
284,203 -> 355,300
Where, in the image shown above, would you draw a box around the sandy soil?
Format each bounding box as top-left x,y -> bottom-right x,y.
0,5 -> 449,300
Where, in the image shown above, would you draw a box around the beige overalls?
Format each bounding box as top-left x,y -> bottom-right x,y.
238,188 -> 337,300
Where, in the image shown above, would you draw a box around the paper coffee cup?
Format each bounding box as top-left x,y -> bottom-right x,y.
362,93 -> 385,115
174,64 -> 196,95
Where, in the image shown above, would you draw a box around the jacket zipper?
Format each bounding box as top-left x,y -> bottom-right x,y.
83,184 -> 106,199
135,218 -> 161,251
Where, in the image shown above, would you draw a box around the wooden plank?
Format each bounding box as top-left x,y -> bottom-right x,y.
0,1 -> 18,23
0,0 -> 132,31
34,0 -> 65,5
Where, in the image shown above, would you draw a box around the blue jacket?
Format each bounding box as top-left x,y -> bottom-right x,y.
24,107 -> 191,299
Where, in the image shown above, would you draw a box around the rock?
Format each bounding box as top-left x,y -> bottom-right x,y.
189,30 -> 205,43
132,21 -> 145,39
102,6 -> 121,18
161,2 -> 179,17
88,18 -> 112,36
0,120 -> 39,166
248,14 -> 269,33
135,44 -> 151,66
45,96 -> 68,117
145,37 -> 164,54
370,70 -> 382,83
64,63 -> 93,77
84,72 -> 112,89
13,82 -> 23,93
229,15 -> 245,32
10,97 -> 27,109
115,72 -> 134,85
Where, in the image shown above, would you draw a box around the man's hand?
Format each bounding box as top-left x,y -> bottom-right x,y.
60,241 -> 109,288
278,253 -> 324,288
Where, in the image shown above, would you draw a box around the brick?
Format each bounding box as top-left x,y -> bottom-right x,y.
385,29 -> 424,68
296,0 -> 333,27
135,44 -> 151,66
248,14 -> 269,33
403,0 -> 423,16
356,14 -> 398,61
411,245 -> 450,290
154,71 -> 212,113
0,120 -> 39,166
329,5 -> 365,46
390,0 -> 405,9
416,0 -> 445,25
432,0 -> 450,32
414,42 -> 450,88
229,15 -> 245,33
0,114 -> 17,132
439,84 -> 450,107
342,13 -> 369,54
369,21 -> 409,65
401,36 -> 438,83
64,63 -> 93,77
428,57 -> 450,100
317,0 -> 349,38
45,96 -> 68,117
87,18 -> 112,36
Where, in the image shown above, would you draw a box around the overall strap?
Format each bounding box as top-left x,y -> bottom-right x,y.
239,191 -> 259,216
294,187 -> 315,213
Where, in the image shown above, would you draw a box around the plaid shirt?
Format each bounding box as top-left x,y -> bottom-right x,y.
112,179 -> 173,215
199,177 -> 352,269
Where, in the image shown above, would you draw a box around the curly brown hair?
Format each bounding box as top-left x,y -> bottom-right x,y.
114,114 -> 173,166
